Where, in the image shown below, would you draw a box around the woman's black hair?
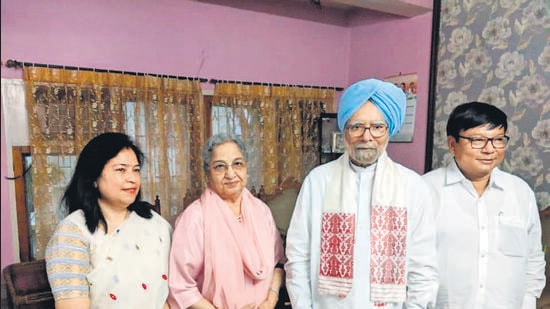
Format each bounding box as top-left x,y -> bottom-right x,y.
446,101 -> 508,140
62,132 -> 152,233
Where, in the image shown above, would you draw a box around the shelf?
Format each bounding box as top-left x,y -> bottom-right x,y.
318,113 -> 341,164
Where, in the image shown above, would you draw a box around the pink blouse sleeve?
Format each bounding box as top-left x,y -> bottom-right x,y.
167,203 -> 206,309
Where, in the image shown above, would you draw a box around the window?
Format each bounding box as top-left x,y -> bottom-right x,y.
211,104 -> 263,191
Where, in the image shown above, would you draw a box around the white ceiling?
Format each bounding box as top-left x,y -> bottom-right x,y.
313,0 -> 432,17
193,0 -> 432,26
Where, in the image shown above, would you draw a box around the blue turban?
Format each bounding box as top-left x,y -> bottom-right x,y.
337,78 -> 407,137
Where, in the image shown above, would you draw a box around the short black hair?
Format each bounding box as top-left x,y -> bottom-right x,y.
446,102 -> 508,140
62,132 -> 152,233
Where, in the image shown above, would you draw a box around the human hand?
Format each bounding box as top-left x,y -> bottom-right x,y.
257,300 -> 276,309
239,303 -> 256,309
257,292 -> 278,309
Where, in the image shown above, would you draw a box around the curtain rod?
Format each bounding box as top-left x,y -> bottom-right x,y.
4,60 -> 343,91
209,79 -> 344,92
4,59 -> 208,82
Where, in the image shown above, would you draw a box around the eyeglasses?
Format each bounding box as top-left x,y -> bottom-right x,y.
346,123 -> 388,138
457,135 -> 510,149
209,160 -> 247,174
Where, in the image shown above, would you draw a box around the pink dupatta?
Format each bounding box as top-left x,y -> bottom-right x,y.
201,188 -> 277,309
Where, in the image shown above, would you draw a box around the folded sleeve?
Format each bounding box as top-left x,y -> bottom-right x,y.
167,204 -> 206,309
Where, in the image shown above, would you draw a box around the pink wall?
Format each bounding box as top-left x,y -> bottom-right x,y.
1,0 -> 349,85
348,13 -> 433,173
0,0 -> 350,270
0,0 -> 433,269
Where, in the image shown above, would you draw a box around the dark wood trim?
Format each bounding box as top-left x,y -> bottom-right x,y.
209,78 -> 343,91
204,94 -> 213,139
12,146 -> 31,262
424,0 -> 441,173
5,59 -> 207,82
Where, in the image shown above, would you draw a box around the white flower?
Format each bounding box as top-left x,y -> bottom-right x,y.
465,48 -> 493,75
437,60 -> 457,87
495,51 -> 526,80
444,91 -> 469,114
433,120 -> 449,149
538,45 -> 550,72
499,0 -> 527,9
522,0 -> 550,28
516,74 -> 550,107
510,147 -> 543,177
482,17 -> 512,48
506,121 -> 520,147
532,119 -> 550,149
441,0 -> 462,24
478,86 -> 506,108
448,27 -> 473,54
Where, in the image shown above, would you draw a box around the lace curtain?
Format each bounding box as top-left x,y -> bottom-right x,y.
273,86 -> 333,186
24,67 -> 205,258
211,82 -> 334,199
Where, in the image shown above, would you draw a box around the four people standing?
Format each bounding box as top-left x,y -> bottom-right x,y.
44,88 -> 546,309
423,102 -> 546,308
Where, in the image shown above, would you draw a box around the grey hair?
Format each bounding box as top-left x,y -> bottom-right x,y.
202,133 -> 248,174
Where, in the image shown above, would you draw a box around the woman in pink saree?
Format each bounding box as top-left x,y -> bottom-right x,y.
168,133 -> 285,309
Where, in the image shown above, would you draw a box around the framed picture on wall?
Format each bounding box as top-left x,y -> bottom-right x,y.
332,132 -> 345,153
384,73 -> 418,143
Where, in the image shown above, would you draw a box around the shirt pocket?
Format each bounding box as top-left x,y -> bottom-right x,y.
497,216 -> 527,257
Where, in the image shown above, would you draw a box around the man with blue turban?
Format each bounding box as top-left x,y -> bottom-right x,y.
285,78 -> 438,309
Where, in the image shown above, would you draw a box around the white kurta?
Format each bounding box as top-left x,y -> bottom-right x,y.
285,155 -> 439,309
423,160 -> 546,309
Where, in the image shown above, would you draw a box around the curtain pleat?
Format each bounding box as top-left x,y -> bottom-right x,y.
24,67 -> 205,258
212,83 -> 334,199
23,66 -> 333,257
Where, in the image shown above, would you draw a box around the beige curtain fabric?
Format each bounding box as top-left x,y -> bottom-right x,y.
24,67 -> 205,258
274,87 -> 333,187
211,83 -> 272,193
212,83 -> 334,199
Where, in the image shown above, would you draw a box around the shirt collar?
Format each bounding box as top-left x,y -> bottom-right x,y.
445,158 -> 504,191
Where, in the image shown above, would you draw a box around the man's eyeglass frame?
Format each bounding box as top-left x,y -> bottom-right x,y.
346,123 -> 388,138
457,135 -> 510,149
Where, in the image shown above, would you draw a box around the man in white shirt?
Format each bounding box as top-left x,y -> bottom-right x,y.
423,101 -> 546,308
285,78 -> 439,309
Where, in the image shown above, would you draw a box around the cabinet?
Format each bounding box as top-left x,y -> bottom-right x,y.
318,113 -> 343,164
